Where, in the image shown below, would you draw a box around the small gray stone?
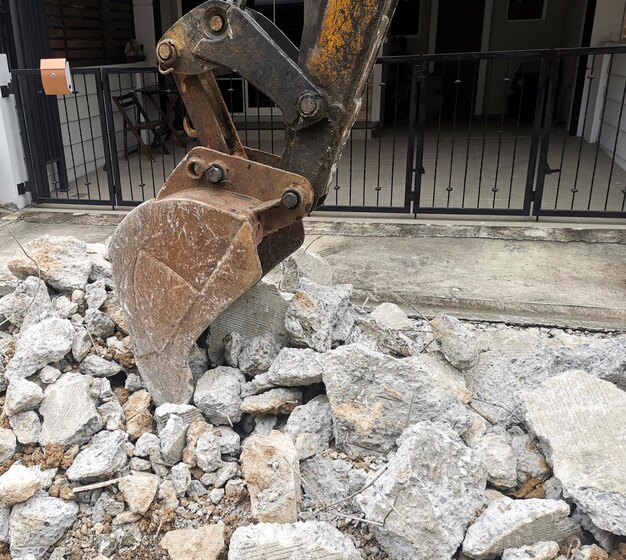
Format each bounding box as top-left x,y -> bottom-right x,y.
462,498 -> 577,559
228,521 -> 361,560
237,334 -> 286,376
80,354 -> 122,377
52,295 -> 78,319
5,318 -> 74,379
508,427 -> 550,485
71,329 -> 92,363
171,463 -> 191,496
251,347 -> 324,390
9,411 -> 41,445
284,395 -> 333,460
9,495 -> 78,559
124,373 -> 145,392
39,366 -> 61,384
0,277 -> 55,331
475,431 -> 518,490
241,388 -> 302,416
209,487 -> 225,504
8,235 -> 92,291
0,429 -> 16,462
252,415 -> 277,437
4,377 -> 43,417
285,278 -> 353,352
357,422 -> 486,560
223,332 -> 243,367
214,426 -> 240,455
501,542 -> 560,560
66,430 -> 128,482
39,372 -> 104,446
134,433 -> 160,458
128,458 -> 151,471
85,280 -> 107,310
214,462 -> 238,488
187,480 -> 207,497
160,416 -> 189,466
187,344 -> 209,384
155,403 -> 203,432
98,401 -> 125,430
195,431 -> 222,473
0,503 -> 9,543
84,309 -> 115,339
194,367 -> 245,426
431,314 -> 479,370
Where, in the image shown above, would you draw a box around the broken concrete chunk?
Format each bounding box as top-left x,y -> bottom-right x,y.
4,377 -> 43,417
0,272 -> 18,297
134,433 -> 160,458
80,354 -> 122,378
240,388 -> 302,416
101,291 -> 129,335
66,429 -> 128,482
85,280 -> 107,310
52,294 -> 78,319
431,314 -> 479,370
573,545 -> 609,560
194,366 -> 245,426
462,498 -> 577,559
0,429 -> 16,463
522,370 -> 626,535
122,389 -> 152,440
284,395 -> 333,460
285,278 -> 353,352
39,372 -> 103,446
119,472 -> 159,514
501,542 -> 560,560
209,280 -> 290,365
346,316 -> 425,357
8,235 -> 92,292
155,403 -> 203,432
195,431 -> 223,473
322,344 -> 472,455
237,333 -> 286,376
0,277 -> 56,331
228,521 -> 361,560
39,365 -> 61,384
370,302 -> 414,330
277,248 -> 334,292
71,329 -> 92,363
475,431 -> 518,490
241,431 -> 301,523
98,401 -> 125,430
170,463 -> 191,496
253,347 -> 325,389
9,411 -> 41,445
84,308 -> 115,339
160,415 -> 189,466
9,495 -> 78,559
223,332 -> 243,368
357,422 -> 486,560
508,426 -> 550,485
161,524 -> 226,560
214,426 -> 240,455
5,317 -> 74,379
0,463 -> 41,507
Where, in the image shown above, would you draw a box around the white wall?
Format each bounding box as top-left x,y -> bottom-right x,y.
133,0 -> 157,66
590,0 -> 626,44
598,52 -> 626,170
0,55 -> 30,209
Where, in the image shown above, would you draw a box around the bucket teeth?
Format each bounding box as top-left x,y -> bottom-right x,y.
110,188 -> 263,405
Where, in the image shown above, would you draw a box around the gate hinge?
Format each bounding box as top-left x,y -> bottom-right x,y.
16,182 -> 30,195
0,82 -> 14,98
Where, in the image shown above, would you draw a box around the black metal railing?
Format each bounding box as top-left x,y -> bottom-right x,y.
8,45 -> 626,219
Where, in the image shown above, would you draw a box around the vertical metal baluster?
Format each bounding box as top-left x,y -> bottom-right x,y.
334,162 -> 340,205
462,60 -> 479,208
120,73 -> 134,202
73,86 -> 91,199
375,76 -> 384,207
349,129 -> 354,205
508,68 -> 525,208
256,88 -> 261,150
362,82 -> 370,206
605,69 -> 626,211
136,73 -> 146,202
477,59 -> 492,208
571,55 -> 596,210
432,61 -> 446,207
243,78 -> 249,146
82,73 -> 102,199
61,95 -> 79,198
146,72 -> 157,200
588,54 -> 613,210
390,63 -> 400,207
446,61 -> 462,208
492,59 -> 511,209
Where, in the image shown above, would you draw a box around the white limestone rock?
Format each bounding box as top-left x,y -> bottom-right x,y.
284,395 -> 333,460
322,344 -> 472,455
431,313 -> 479,370
5,318 -> 74,379
241,431 -> 301,523
0,277 -> 56,331
277,248 -> 334,292
9,412 -> 41,445
80,354 -> 122,378
66,429 -> 128,482
356,421 -> 486,560
194,367 -> 245,426
84,308 -> 115,339
9,495 -> 78,559
0,463 -> 41,506
38,366 -> 61,384
39,372 -> 104,446
462,498 -> 577,559
285,278 -> 353,352
228,521 -> 361,560
501,542 -> 560,560
4,377 -> 43,417
522,370 -> 626,535
475,431 -> 518,490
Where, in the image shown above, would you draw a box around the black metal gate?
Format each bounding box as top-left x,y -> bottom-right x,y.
8,46 -> 626,219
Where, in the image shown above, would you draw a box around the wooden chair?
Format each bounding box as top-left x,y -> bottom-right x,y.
112,91 -> 183,162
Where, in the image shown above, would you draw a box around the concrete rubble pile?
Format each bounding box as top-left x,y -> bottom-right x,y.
0,234 -> 623,559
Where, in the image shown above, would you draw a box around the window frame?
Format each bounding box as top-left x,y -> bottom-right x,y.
505,0 -> 547,23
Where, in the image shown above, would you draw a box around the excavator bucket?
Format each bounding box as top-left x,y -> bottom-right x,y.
110,0 -> 398,405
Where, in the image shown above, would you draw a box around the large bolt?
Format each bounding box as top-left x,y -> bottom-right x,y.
209,14 -> 226,33
206,164 -> 226,184
297,93 -> 323,118
157,41 -> 177,63
281,189 -> 301,209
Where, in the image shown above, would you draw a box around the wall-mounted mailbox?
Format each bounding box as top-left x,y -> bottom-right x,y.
40,59 -> 74,96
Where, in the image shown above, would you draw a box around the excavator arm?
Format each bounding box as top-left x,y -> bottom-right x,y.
109,0 -> 397,405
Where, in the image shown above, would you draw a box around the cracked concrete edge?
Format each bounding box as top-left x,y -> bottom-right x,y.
4,209 -> 625,244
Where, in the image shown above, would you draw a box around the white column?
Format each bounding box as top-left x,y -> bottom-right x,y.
133,0 -> 157,66
0,55 -> 30,209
